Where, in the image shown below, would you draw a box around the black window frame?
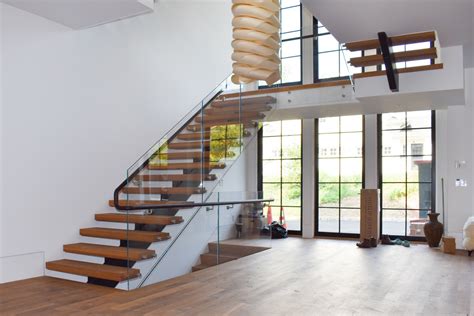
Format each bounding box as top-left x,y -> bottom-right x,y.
314,116 -> 366,238
257,120 -> 303,235
377,111 -> 436,241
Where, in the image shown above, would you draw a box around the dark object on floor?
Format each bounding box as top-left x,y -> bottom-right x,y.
424,213 -> 444,247
370,237 -> 378,247
469,251 -> 472,256
357,239 -> 372,248
381,235 -> 395,245
261,221 -> 288,239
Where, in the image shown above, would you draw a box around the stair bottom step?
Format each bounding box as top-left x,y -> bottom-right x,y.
46,259 -> 140,282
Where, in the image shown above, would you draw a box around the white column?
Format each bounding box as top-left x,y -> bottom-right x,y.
302,119 -> 315,238
364,115 -> 378,189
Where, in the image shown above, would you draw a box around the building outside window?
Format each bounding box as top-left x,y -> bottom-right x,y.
379,111 -> 434,238
259,120 -> 302,233
317,115 -> 364,236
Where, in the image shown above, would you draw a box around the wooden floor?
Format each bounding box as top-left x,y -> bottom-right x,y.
1,238 -> 472,315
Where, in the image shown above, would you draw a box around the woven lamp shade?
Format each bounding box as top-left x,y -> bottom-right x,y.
231,0 -> 281,85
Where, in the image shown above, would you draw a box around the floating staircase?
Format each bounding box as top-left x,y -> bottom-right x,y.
46,92 -> 276,285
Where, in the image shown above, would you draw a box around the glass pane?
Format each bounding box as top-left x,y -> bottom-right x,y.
407,210 -> 429,237
281,30 -> 301,41
319,159 -> 339,182
263,121 -> 281,136
406,42 -> 431,51
319,134 -> 339,157
382,209 -> 405,236
281,0 -> 300,8
340,183 -> 361,208
318,34 -> 339,52
282,159 -> 301,182
340,50 -> 361,76
407,129 -> 432,155
407,183 -> 432,210
406,59 -> 431,67
317,26 -> 328,34
318,208 -> 338,233
340,132 -> 363,157
282,183 -> 301,206
340,158 -> 362,182
341,208 -> 360,234
262,137 -> 281,159
408,157 -> 432,182
263,160 -> 281,182
382,183 -> 406,209
340,115 -> 362,132
282,39 -> 301,58
284,207 -> 301,231
382,157 -> 406,182
382,130 -> 406,156
319,183 -> 339,207
282,136 -> 301,158
282,56 -> 301,83
318,117 -> 339,133
318,51 -> 340,79
282,120 -> 301,135
281,6 -> 300,34
263,183 -> 281,206
382,112 -> 405,130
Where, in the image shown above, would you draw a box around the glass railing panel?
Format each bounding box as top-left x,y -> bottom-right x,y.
119,192 -> 273,290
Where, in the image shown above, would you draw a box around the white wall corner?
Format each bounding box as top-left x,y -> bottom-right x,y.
137,0 -> 154,10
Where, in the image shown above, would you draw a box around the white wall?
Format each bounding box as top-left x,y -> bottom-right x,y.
0,1 -> 232,283
440,67 -> 474,246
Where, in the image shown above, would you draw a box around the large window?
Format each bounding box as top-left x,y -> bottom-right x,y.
259,120 -> 302,232
313,19 -> 361,81
379,111 -> 435,238
280,1 -> 302,84
317,116 -> 364,236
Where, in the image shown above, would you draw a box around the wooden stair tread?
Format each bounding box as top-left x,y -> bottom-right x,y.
195,112 -> 265,123
147,162 -> 226,170
121,187 -> 205,195
345,31 -> 436,51
95,213 -> 184,225
350,47 -> 437,67
176,131 -> 251,141
211,96 -> 276,108
187,121 -> 258,131
63,243 -> 156,261
204,104 -> 272,115
191,263 -> 210,272
168,141 -> 211,150
80,227 -> 170,243
133,174 -> 217,182
156,151 -> 211,160
46,259 -> 140,282
200,253 -> 238,265
353,63 -> 443,79
208,242 -> 270,257
108,199 -> 195,207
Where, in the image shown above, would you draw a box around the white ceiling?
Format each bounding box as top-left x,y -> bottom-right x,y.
0,0 -> 154,29
301,0 -> 474,67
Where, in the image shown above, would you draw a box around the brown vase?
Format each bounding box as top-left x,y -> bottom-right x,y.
423,213 -> 444,247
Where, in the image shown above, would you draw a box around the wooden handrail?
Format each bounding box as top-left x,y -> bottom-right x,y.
353,63 -> 443,79
223,79 -> 351,98
345,31 -> 436,52
350,48 -> 437,67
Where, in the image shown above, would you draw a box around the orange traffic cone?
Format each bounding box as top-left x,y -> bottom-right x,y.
266,205 -> 273,225
280,207 -> 287,229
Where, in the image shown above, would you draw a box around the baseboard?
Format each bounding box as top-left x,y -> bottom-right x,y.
0,251 -> 45,283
